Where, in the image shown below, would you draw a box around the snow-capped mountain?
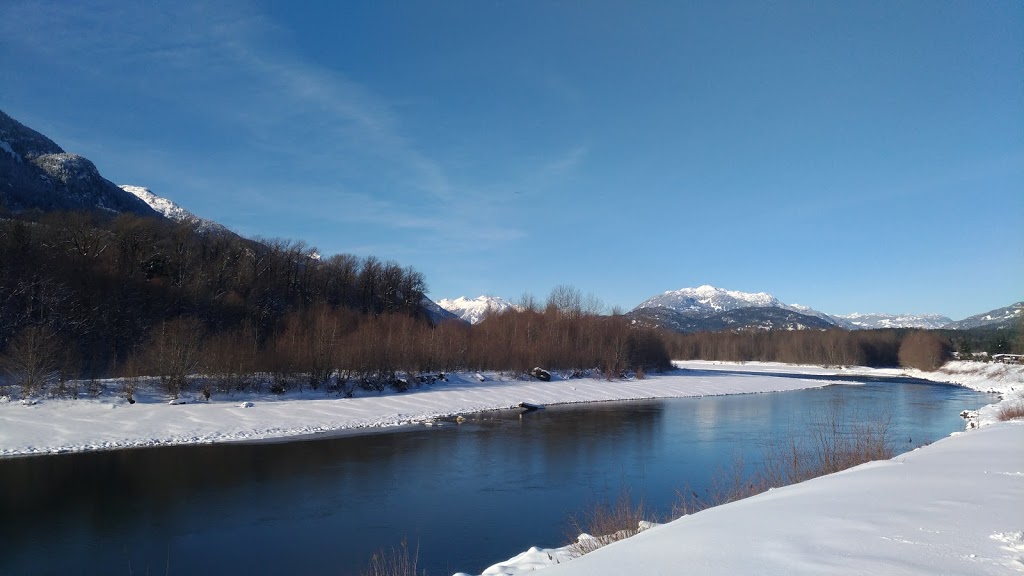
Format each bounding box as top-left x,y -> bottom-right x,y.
944,302 -> 1023,330
436,295 -> 517,324
0,109 -> 159,217
636,285 -> 784,313
120,185 -> 228,234
630,285 -> 842,333
633,285 -> 1023,333
636,285 -> 840,323
836,312 -> 953,330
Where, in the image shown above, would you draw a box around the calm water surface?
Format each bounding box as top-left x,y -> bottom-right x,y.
0,376 -> 997,575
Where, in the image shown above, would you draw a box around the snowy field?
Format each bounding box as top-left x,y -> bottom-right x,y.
0,367 -> 840,457
0,360 -> 1017,458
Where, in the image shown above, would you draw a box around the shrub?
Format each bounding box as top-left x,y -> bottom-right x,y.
566,487 -> 652,557
760,400 -> 893,486
997,398 -> 1024,421
673,454 -> 768,516
361,538 -> 421,576
1,325 -> 60,397
674,401 -> 893,519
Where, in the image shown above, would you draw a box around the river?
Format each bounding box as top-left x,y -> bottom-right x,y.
0,377 -> 996,575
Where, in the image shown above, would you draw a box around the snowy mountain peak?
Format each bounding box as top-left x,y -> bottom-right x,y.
631,285 -> 846,332
835,312 -> 953,330
641,285 -> 784,313
120,185 -> 228,234
121,185 -> 197,222
436,295 -> 517,324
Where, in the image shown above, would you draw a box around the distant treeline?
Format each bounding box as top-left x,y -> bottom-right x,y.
0,210 -> 669,397
661,322 -> 1020,369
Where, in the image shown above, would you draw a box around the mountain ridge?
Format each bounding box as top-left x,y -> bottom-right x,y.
120,185 -> 230,235
835,312 -> 953,330
0,109 -> 159,217
943,302 -> 1023,331
437,295 -> 517,324
629,285 -> 1020,334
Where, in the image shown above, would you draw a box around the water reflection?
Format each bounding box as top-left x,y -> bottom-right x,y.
0,380 -> 996,576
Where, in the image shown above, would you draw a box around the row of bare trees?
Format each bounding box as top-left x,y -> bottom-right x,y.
663,328 -> 953,370
130,298 -> 672,399
0,279 -> 672,398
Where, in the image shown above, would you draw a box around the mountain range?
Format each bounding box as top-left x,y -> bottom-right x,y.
628,285 -> 841,333
436,296 -> 517,324
437,285 -> 1021,334
2,109 -> 1018,334
835,312 -> 953,330
627,286 -> 1021,333
943,302 -> 1023,331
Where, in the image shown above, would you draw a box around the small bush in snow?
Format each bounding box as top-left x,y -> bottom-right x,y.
566,487 -> 651,557
997,398 -> 1024,421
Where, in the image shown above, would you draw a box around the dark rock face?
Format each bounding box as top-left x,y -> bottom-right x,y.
0,109 -> 159,217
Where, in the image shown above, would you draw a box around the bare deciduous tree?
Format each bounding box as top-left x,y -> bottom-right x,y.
145,316 -> 205,397
1,324 -> 60,397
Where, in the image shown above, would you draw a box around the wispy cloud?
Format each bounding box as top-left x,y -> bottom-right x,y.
1,0 -> 585,254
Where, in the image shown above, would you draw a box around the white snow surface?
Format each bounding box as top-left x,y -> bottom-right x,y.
120,184 -> 228,234
0,368 -> 839,457
120,184 -> 198,221
456,360 -> 1024,576
474,420 -> 1024,576
436,295 -> 518,324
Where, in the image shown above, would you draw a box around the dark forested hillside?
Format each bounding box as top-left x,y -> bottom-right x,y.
0,210 -> 427,377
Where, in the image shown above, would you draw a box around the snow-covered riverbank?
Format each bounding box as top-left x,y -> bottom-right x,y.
1,367 -> 838,457
1,360 -> 1018,458
476,420 -> 1024,576
2,360 -> 1020,573
458,360 -> 1024,576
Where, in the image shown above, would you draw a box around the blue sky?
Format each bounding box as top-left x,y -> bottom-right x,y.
1,0 -> 1021,319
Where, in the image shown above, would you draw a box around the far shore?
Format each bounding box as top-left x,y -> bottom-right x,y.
1,360 -> 1018,458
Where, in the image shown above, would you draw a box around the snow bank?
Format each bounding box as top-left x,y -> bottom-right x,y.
457,361 -> 1023,576
491,420 -> 1024,576
0,369 -> 833,457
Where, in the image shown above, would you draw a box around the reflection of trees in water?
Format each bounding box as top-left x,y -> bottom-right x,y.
0,384 -> 990,575
0,429 -> 444,533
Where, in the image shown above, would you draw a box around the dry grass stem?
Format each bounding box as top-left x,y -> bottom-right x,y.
361,538 -> 421,576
